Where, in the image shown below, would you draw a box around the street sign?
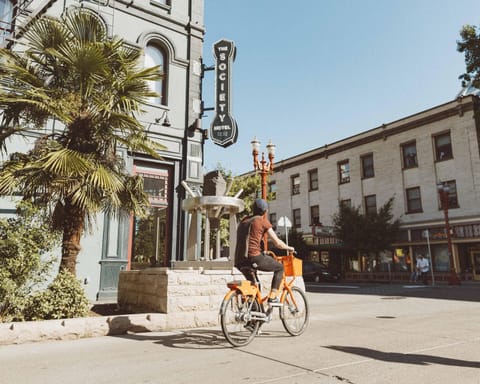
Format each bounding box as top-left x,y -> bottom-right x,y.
278,216 -> 292,246
278,216 -> 292,227
210,39 -> 238,148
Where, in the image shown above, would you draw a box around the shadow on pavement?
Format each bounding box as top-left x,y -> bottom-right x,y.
306,282 -> 480,302
325,345 -> 480,369
112,328 -> 291,349
113,328 -> 230,349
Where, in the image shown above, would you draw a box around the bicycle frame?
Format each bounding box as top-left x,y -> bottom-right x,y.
220,251 -> 309,346
225,254 -> 300,317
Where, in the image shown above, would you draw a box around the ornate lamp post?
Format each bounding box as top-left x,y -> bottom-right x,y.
251,137 -> 275,250
437,182 -> 461,285
251,137 -> 275,200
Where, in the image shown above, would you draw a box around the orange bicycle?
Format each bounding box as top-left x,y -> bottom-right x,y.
220,251 -> 309,347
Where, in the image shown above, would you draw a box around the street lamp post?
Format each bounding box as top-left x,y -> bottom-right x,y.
251,137 -> 275,250
251,137 -> 275,200
437,182 -> 461,285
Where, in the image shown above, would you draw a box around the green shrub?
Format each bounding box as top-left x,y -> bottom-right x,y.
0,200 -> 60,322
25,270 -> 90,321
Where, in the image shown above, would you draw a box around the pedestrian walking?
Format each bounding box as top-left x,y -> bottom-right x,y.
416,254 -> 430,285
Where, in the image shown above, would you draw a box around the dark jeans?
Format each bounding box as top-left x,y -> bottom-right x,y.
420,271 -> 428,284
237,252 -> 284,291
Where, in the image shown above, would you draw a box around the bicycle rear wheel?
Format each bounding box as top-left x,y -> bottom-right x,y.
220,291 -> 261,347
280,286 -> 309,336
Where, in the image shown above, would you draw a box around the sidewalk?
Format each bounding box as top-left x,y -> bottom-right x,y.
1,281 -> 478,346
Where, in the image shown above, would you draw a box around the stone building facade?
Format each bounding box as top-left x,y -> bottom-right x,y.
0,0 -> 207,300
267,93 -> 480,282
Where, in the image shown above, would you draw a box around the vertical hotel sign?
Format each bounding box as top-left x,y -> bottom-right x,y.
210,39 -> 238,147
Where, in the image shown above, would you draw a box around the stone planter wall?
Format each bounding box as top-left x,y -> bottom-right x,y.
118,268 -> 305,328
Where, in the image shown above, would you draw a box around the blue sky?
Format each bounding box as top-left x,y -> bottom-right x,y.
201,0 -> 480,175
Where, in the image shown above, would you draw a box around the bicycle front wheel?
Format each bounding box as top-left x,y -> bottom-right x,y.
220,291 -> 261,347
280,286 -> 309,336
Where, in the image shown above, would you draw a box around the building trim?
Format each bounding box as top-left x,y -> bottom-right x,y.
275,97 -> 475,173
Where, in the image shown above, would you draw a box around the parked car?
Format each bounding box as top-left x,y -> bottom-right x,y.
302,261 -> 340,283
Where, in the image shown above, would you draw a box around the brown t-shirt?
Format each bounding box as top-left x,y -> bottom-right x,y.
246,215 -> 272,257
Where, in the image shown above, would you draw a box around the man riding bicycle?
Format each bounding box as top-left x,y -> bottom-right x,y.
235,198 -> 295,306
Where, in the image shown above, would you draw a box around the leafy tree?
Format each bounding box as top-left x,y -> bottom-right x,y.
0,200 -> 60,322
279,228 -> 309,259
0,9 -> 164,275
332,197 -> 400,254
211,168 -> 261,249
457,24 -> 480,87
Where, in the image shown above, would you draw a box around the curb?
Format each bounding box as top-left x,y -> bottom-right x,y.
0,310 -> 220,346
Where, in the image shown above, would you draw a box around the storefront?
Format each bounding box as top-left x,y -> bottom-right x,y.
391,222 -> 480,282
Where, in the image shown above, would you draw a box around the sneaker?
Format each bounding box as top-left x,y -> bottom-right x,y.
268,297 -> 282,307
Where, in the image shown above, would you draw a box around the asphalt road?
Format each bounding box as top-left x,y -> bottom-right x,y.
1,282 -> 479,384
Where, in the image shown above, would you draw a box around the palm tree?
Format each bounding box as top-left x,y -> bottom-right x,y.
0,8 -> 165,274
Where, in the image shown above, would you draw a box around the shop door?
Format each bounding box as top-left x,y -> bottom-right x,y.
130,164 -> 171,269
470,250 -> 480,281
131,206 -> 168,268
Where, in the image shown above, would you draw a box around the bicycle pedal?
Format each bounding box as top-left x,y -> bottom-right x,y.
268,298 -> 282,307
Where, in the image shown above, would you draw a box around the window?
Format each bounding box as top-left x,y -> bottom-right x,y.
308,169 -> 318,191
138,172 -> 168,205
310,205 -> 320,226
434,132 -> 453,161
0,0 -> 14,46
269,213 -> 277,231
291,174 -> 300,195
406,187 -> 422,213
268,181 -> 277,200
145,44 -> 167,105
439,180 -> 459,209
364,195 -> 377,215
292,208 -> 301,228
132,164 -> 171,268
401,141 -> 418,168
361,154 -> 374,179
338,160 -> 350,184
340,199 -> 351,209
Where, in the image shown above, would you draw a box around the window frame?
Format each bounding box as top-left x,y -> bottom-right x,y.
308,168 -> 318,191
364,195 -> 377,215
268,181 -> 277,200
338,160 -> 350,184
401,140 -> 418,169
439,180 -> 459,209
292,208 -> 301,229
406,186 -> 423,213
361,153 -> 374,179
145,43 -> 168,105
291,174 -> 300,195
0,0 -> 14,46
433,131 -> 453,162
310,205 -> 320,226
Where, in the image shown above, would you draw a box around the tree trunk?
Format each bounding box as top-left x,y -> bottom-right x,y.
59,200 -> 85,275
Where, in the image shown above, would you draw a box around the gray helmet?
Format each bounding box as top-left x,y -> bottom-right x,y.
252,198 -> 268,215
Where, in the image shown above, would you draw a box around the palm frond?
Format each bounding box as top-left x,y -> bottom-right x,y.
41,148 -> 92,176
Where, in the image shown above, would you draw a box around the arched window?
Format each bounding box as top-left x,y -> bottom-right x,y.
145,44 -> 167,105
